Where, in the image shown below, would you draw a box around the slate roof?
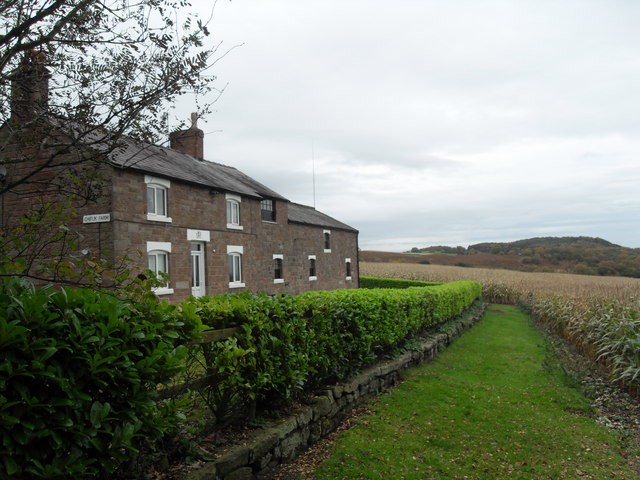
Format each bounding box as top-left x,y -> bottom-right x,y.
288,202 -> 358,233
54,120 -> 357,232
108,135 -> 287,201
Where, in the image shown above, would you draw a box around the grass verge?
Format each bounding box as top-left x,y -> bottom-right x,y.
313,305 -> 636,479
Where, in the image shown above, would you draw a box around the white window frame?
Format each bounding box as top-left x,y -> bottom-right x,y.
345,257 -> 352,281
273,254 -> 284,284
323,230 -> 331,253
226,194 -> 243,230
145,175 -> 172,223
146,241 -> 174,295
227,245 -> 245,288
308,254 -> 317,281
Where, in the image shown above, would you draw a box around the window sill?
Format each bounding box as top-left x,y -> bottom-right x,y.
153,287 -> 174,296
309,276 -> 317,281
324,249 -> 331,253
346,276 -> 352,281
147,214 -> 173,223
273,278 -> 285,284
262,220 -> 277,225
227,224 -> 244,231
229,282 -> 246,289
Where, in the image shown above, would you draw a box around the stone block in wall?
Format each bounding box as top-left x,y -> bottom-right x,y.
184,462 -> 217,480
280,430 -> 305,461
295,407 -> 313,428
253,451 -> 272,472
331,385 -> 344,398
215,447 -> 250,477
311,395 -> 334,419
378,361 -> 396,377
308,422 -> 322,444
397,352 -> 413,369
356,370 -> 377,393
342,378 -> 359,394
275,417 -> 298,440
247,430 -> 279,465
223,466 -> 253,480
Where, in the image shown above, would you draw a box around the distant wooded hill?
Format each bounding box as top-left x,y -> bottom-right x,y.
361,236 -> 640,278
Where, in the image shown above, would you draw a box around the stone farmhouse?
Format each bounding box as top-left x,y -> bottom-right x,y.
0,56 -> 359,302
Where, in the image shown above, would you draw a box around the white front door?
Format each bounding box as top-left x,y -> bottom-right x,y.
191,242 -> 206,297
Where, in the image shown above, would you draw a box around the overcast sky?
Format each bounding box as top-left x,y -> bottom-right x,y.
182,0 -> 640,251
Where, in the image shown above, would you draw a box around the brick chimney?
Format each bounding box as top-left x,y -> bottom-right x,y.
10,50 -> 51,122
169,112 -> 204,160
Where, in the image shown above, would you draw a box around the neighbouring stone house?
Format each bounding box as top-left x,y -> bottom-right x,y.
0,55 -> 359,302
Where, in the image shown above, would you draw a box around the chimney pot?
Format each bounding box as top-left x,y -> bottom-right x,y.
10,51 -> 51,122
169,112 -> 204,160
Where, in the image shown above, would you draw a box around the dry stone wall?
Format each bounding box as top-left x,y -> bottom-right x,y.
184,304 -> 486,480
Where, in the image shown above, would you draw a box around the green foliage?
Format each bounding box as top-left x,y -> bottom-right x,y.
469,236 -> 640,277
315,306 -> 637,480
360,276 -> 440,289
404,236 -> 640,277
522,294 -> 640,391
454,261 -> 474,268
406,245 -> 467,255
0,277 -> 202,479
186,281 -> 481,424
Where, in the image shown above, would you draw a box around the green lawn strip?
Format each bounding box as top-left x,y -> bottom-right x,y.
315,305 -> 635,480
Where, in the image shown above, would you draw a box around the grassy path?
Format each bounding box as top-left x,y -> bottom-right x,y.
313,305 -> 635,479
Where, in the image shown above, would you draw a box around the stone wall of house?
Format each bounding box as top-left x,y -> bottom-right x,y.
181,306 -> 485,480
111,169 -> 359,302
0,127 -> 116,277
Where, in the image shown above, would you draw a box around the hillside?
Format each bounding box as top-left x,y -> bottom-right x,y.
361,236 -> 640,278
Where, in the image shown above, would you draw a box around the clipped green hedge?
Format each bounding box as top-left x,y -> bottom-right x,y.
0,278 -> 202,479
360,276 -> 441,289
188,281 -> 481,423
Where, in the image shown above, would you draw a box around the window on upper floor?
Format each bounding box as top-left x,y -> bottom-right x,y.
308,255 -> 317,281
147,241 -> 174,295
227,245 -> 245,288
273,254 -> 284,283
145,176 -> 172,222
323,230 -> 331,252
261,199 -> 276,222
226,194 -> 243,230
345,258 -> 352,280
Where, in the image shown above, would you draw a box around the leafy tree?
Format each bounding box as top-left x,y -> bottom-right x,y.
0,0 -> 224,285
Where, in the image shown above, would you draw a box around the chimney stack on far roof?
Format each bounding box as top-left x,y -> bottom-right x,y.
169,112 -> 204,160
10,50 -> 51,122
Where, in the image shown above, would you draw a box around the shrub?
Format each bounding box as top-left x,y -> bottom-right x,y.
0,277 -> 202,479
454,262 -> 474,268
187,281 -> 481,423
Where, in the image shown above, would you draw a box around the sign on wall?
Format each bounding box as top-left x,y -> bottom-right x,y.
82,213 -> 111,224
187,229 -> 211,242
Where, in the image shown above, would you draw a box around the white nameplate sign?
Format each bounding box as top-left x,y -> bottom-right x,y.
187,229 -> 210,242
83,213 -> 111,224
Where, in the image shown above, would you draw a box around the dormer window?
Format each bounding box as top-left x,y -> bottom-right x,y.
261,199 -> 276,222
145,175 -> 172,222
226,194 -> 243,230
